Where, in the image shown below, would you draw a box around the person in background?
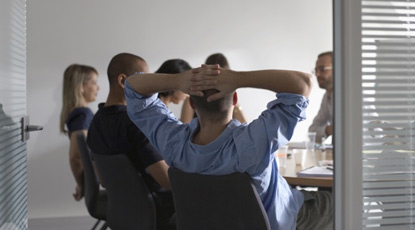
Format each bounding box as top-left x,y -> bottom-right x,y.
125,64 -> 333,230
205,52 -> 230,69
59,64 -> 100,201
180,53 -> 247,123
87,53 -> 176,229
309,51 -> 333,143
155,59 -> 191,107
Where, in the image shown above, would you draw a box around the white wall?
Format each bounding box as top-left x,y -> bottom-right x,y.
26,0 -> 332,218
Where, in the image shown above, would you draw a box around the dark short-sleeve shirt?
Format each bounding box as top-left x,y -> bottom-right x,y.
87,103 -> 163,171
87,103 -> 174,224
66,107 -> 93,136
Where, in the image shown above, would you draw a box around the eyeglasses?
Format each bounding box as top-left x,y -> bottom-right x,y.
312,66 -> 332,75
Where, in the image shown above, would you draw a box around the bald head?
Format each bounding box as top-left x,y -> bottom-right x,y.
107,53 -> 148,86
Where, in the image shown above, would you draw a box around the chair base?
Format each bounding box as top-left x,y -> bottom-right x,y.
91,219 -> 108,230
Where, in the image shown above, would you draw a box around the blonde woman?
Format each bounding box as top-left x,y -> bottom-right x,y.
60,64 -> 99,201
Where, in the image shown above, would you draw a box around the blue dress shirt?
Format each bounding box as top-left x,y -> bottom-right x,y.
125,81 -> 309,230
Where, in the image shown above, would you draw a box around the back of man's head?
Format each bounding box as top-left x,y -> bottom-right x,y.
107,53 -> 147,86
190,90 -> 234,121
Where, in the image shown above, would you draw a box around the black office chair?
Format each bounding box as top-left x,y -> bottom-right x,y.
168,167 -> 271,230
76,133 -> 108,230
92,152 -> 157,230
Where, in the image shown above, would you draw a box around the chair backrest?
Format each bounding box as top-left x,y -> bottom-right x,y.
93,152 -> 156,230
76,133 -> 107,220
168,167 -> 271,230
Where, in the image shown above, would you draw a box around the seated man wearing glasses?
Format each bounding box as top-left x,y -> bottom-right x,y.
125,64 -> 333,230
309,51 -> 333,142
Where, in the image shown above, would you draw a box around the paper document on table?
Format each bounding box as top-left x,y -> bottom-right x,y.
315,143 -> 333,149
288,142 -> 306,149
318,160 -> 333,167
297,166 -> 333,177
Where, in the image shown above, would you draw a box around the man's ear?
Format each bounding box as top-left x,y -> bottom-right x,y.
118,74 -> 127,88
233,92 -> 238,105
189,97 -> 195,110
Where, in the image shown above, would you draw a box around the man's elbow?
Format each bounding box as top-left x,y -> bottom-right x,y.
300,73 -> 313,97
146,160 -> 172,190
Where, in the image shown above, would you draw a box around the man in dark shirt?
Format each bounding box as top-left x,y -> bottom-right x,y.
87,53 -> 175,229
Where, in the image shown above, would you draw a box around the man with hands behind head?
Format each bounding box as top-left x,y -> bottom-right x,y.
125,64 -> 333,230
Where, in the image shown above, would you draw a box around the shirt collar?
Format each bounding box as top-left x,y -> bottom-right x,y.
188,119 -> 241,152
98,103 -> 127,112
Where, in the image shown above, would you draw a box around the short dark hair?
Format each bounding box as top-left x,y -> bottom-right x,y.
318,51 -> 332,59
205,53 -> 230,69
107,53 -> 146,86
190,90 -> 233,120
155,59 -> 192,98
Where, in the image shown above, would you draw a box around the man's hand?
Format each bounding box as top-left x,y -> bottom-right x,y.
184,64 -> 220,97
188,64 -> 238,102
191,65 -> 238,102
72,184 -> 84,201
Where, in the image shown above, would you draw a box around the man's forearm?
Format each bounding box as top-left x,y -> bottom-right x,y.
190,67 -> 312,102
127,73 -> 183,96
233,70 -> 312,97
126,66 -> 312,99
127,66 -> 219,97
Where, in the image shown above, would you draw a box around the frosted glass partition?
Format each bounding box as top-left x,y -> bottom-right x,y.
0,0 -> 28,229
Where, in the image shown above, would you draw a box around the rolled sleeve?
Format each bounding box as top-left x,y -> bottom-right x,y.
270,93 -> 308,121
124,80 -> 159,110
235,93 -> 308,174
124,80 -> 187,163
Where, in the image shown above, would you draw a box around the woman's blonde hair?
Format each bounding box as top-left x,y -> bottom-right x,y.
59,64 -> 98,134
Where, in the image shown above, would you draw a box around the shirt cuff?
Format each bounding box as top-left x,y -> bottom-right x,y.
268,93 -> 309,108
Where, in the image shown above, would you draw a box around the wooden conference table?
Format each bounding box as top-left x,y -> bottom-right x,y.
278,146 -> 333,188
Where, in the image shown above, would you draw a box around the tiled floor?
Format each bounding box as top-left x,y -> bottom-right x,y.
29,216 -> 106,230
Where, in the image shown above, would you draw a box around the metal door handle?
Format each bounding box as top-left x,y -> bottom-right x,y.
21,116 -> 43,142
26,125 -> 43,132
